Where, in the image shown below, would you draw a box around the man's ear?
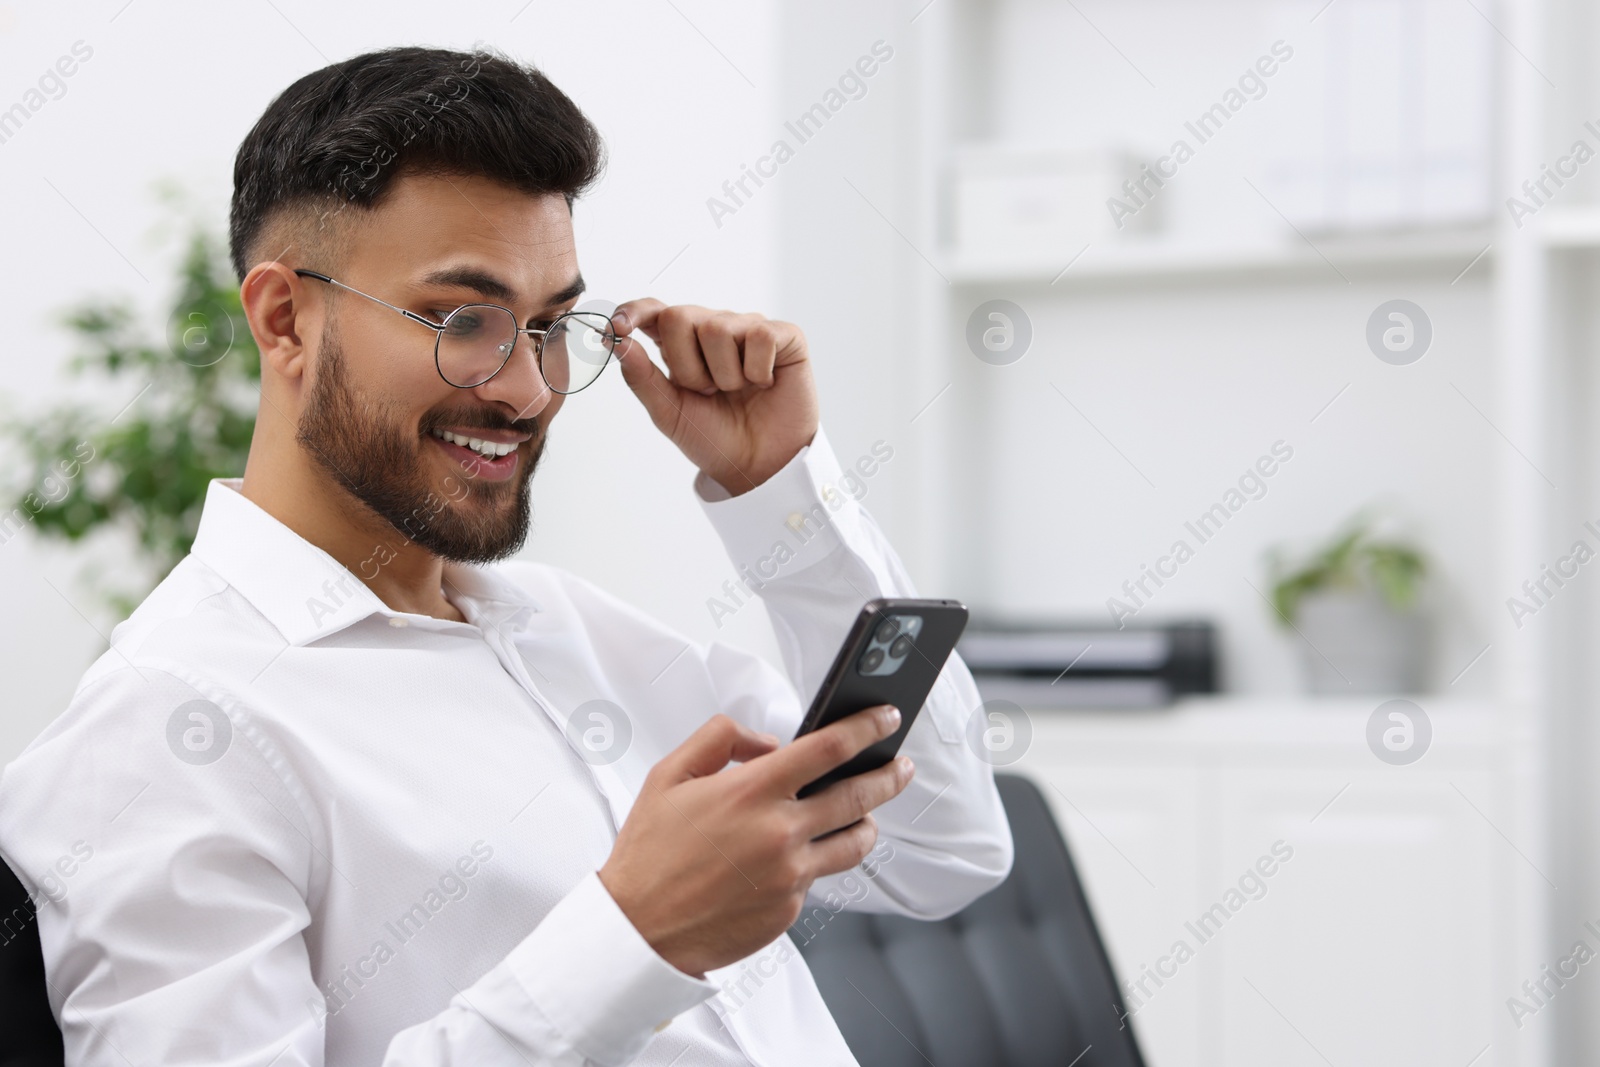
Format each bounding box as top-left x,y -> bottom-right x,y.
241,261 -> 315,384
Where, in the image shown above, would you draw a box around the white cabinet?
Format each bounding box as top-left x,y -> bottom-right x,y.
1010,699 -> 1526,1067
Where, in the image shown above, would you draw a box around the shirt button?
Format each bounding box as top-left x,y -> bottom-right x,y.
389,617 -> 409,628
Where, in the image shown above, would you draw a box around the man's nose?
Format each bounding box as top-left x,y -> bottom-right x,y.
473,332 -> 551,420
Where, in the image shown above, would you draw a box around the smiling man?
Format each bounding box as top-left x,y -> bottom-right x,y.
0,46 -> 1010,1066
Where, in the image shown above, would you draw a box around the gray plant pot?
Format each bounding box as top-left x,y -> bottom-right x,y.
1294,589 -> 1430,694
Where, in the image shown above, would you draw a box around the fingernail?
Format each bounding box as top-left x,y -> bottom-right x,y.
611,310 -> 630,331
758,731 -> 780,746
878,705 -> 901,732
898,756 -> 914,778
698,386 -> 718,396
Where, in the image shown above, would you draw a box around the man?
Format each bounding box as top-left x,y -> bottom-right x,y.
0,45 -> 1010,1065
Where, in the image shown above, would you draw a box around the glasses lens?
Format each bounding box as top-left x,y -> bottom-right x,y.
541,312 -> 618,394
437,304 -> 519,387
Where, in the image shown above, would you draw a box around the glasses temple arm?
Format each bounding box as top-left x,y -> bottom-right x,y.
292,269 -> 443,331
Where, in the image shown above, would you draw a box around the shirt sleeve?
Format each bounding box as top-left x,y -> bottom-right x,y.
385,871 -> 715,1065
0,663 -> 713,1067
694,426 -> 1014,920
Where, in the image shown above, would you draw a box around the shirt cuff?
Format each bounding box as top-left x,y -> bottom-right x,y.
502,871 -> 716,1065
694,424 -> 871,581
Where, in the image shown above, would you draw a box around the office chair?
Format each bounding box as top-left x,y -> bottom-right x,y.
0,858 -> 61,1067
793,773 -> 1147,1067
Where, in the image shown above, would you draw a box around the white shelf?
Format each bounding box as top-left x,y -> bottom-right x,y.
1538,204 -> 1600,248
1017,695 -> 1519,758
942,228 -> 1496,287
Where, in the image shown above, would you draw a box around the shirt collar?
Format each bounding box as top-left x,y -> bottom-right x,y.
190,478 -> 539,647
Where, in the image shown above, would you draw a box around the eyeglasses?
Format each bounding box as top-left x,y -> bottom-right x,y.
293,269 -> 620,394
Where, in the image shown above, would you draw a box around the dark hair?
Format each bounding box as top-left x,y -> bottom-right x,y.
228,45 -> 605,281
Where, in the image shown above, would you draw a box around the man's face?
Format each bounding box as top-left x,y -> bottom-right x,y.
296,173 -> 581,563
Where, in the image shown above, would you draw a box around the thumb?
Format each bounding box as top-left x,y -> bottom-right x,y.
654,714 -> 781,785
614,333 -> 687,436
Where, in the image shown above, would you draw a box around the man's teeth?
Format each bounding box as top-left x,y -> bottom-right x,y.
430,429 -> 517,458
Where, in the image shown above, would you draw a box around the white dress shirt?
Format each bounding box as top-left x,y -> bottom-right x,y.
0,424 -> 1011,1066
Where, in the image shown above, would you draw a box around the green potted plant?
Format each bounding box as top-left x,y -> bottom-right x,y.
1267,517 -> 1430,694
2,195 -> 258,618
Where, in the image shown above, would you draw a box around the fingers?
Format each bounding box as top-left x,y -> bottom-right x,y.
798,756 -> 913,838
732,729 -> 783,764
612,300 -> 799,395
765,704 -> 902,796
615,302 -> 715,393
652,714 -> 782,786
654,307 -> 717,394
699,314 -> 757,393
742,320 -> 779,388
806,813 -> 881,878
611,298 -> 667,339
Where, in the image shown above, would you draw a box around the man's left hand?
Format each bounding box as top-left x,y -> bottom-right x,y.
611,300 -> 819,495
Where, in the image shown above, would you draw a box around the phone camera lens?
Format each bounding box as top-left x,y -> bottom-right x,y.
859,647 -> 885,673
874,618 -> 901,643
889,634 -> 913,658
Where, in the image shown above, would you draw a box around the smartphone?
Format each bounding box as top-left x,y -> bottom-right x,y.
793,597 -> 970,798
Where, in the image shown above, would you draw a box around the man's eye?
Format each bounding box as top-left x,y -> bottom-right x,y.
442,310 -> 497,338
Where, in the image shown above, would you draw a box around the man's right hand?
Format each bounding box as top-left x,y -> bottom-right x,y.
597,704 -> 913,978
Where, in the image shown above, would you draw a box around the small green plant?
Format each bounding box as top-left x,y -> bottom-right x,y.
1268,517 -> 1428,628
2,202 -> 259,616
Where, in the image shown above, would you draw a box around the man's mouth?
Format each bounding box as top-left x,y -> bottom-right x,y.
429,428 -> 522,458
426,427 -> 529,481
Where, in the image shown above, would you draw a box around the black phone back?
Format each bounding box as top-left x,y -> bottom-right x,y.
794,597 -> 969,797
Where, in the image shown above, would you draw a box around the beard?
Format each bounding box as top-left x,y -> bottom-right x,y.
296,326 -> 543,564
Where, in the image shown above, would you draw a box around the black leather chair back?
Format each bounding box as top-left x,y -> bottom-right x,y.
793,773 -> 1146,1067
0,858 -> 62,1067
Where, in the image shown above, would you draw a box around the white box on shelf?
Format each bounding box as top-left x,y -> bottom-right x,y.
1259,0 -> 1494,233
949,144 -> 1148,257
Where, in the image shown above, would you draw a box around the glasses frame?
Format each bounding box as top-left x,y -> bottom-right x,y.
292,269 -> 618,393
